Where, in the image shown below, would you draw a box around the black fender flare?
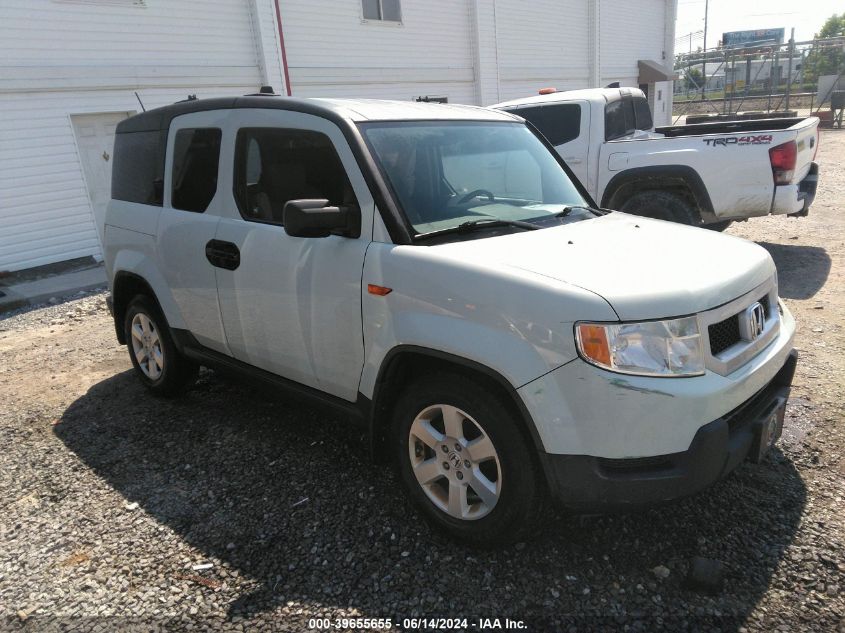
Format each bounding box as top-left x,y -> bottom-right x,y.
110,271 -> 162,344
601,165 -> 715,219
368,345 -> 547,461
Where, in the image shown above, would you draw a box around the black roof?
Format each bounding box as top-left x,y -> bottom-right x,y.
116,96 -> 344,134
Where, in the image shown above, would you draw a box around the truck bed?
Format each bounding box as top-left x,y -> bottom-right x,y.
656,117 -> 806,138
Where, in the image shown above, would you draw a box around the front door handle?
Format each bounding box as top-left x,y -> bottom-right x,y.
205,239 -> 240,270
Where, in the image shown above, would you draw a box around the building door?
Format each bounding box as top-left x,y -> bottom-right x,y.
71,112 -> 133,250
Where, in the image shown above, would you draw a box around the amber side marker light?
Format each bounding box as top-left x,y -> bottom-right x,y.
367,284 -> 393,296
576,324 -> 611,366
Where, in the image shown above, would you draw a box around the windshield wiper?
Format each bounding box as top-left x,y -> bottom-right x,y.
555,205 -> 603,217
414,218 -> 540,241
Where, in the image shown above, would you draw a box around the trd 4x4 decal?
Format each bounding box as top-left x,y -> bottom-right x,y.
703,135 -> 773,147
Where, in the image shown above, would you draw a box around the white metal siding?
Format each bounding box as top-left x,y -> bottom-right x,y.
0,0 -> 262,92
494,0 -> 591,100
600,0 -> 668,86
0,88 -> 255,272
0,0 -> 268,272
470,0 -> 502,105
280,0 -> 476,103
250,0 -> 287,91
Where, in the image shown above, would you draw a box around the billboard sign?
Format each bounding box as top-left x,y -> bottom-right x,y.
722,28 -> 785,48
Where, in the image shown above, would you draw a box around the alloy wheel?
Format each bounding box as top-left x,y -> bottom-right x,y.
130,312 -> 164,380
408,404 -> 502,520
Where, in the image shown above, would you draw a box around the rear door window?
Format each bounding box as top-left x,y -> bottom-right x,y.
171,128 -> 222,212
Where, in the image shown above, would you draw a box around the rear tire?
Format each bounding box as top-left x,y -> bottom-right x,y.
618,190 -> 700,226
124,295 -> 198,397
392,373 -> 546,547
705,220 -> 733,232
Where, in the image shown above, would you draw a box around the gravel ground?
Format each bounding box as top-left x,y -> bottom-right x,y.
1,133 -> 844,632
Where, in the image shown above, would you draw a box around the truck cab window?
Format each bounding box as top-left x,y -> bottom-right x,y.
233,128 -> 356,226
514,104 -> 581,146
633,96 -> 653,131
605,100 -> 635,141
171,128 -> 222,212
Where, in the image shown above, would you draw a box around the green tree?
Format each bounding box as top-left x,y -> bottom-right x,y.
816,12 -> 845,38
804,13 -> 845,89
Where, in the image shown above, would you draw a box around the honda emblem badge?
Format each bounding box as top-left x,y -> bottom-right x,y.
740,302 -> 766,341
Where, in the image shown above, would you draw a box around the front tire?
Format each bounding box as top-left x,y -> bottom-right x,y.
124,295 -> 198,397
392,374 -> 546,547
618,190 -> 700,226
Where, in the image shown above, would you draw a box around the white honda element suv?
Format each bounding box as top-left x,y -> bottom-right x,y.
104,94 -> 797,546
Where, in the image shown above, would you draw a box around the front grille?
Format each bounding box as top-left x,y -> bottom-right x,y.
709,315 -> 741,355
708,294 -> 770,356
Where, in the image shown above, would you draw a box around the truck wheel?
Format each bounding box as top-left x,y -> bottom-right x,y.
392,374 -> 546,547
705,220 -> 732,232
618,190 -> 700,226
124,295 -> 198,397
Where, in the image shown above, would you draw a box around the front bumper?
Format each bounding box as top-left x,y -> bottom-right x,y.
539,349 -> 797,511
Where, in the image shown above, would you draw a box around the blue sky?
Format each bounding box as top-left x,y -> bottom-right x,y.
675,0 -> 843,49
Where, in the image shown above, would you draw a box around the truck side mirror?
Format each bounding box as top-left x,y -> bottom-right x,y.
283,199 -> 360,238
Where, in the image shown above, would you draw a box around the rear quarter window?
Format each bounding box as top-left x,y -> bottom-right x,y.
633,96 -> 653,131
605,99 -> 634,141
111,130 -> 166,206
515,103 -> 582,146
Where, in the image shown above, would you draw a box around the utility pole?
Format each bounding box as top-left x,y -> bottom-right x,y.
701,0 -> 709,99
689,33 -> 693,95
785,27 -> 795,112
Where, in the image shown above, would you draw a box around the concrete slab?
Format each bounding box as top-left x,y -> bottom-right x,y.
0,264 -> 107,314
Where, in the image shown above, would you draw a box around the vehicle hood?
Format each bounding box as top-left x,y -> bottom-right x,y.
431,213 -> 775,320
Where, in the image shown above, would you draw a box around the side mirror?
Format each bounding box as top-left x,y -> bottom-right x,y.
282,199 -> 360,238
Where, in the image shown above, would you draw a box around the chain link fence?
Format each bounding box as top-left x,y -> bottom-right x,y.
673,36 -> 845,125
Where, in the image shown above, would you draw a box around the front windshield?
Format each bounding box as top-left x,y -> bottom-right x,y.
361,121 -> 591,235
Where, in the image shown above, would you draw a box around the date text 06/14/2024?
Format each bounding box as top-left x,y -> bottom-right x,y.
307,617 -> 527,630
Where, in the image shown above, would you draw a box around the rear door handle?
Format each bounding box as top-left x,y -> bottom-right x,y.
565,157 -> 583,164
205,239 -> 240,270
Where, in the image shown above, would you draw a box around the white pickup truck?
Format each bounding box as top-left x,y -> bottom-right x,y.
492,88 -> 820,229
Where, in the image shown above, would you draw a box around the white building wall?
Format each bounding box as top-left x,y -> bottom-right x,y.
0,0 -> 276,272
493,0 -> 591,99
599,0 -> 669,86
468,0 -> 502,105
279,0 -> 476,103
250,0 -> 288,91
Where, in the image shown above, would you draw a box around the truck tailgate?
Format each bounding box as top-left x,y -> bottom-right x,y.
790,117 -> 820,183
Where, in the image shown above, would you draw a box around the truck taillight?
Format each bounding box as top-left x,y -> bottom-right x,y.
769,140 -> 797,185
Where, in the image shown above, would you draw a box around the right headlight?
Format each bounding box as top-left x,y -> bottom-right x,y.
575,316 -> 705,377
